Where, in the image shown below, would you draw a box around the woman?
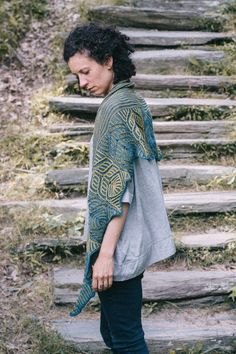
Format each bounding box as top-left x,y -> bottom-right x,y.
63,22 -> 176,353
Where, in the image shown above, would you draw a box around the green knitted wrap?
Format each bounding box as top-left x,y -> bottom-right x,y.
70,80 -> 163,317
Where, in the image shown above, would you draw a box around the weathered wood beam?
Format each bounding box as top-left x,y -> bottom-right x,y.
51,316 -> 236,353
88,6 -> 227,31
49,96 -> 236,118
121,29 -> 234,47
1,190 -> 235,215
45,164 -> 236,190
53,267 -> 236,303
48,120 -> 235,140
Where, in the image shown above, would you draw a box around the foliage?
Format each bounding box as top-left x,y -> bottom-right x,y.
0,134 -> 89,183
0,315 -> 80,354
165,106 -> 236,122
192,141 -> 236,161
175,241 -> 236,268
12,250 -> 48,276
6,207 -> 85,242
48,140 -> 89,167
79,0 -> 125,22
30,85 -> 65,120
1,173 -> 57,201
198,16 -> 225,32
0,134 -> 64,182
188,41 -> 236,76
206,170 -> 236,189
0,0 -> 48,63
168,212 -> 236,235
229,286 -> 236,302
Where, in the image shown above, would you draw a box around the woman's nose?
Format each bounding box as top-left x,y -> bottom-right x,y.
79,76 -> 88,89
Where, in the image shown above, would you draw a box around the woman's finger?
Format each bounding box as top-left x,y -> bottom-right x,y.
92,274 -> 98,291
97,276 -> 105,292
108,275 -> 113,288
103,277 -> 108,290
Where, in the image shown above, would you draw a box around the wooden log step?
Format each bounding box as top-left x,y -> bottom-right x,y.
120,29 -> 233,47
16,230 -> 236,254
133,49 -> 225,74
67,73 -> 236,92
53,267 -> 236,304
1,190 -> 235,215
164,190 -> 236,214
48,138 -> 235,160
49,120 -> 235,140
88,6 -> 228,31
50,313 -> 236,353
45,164 -> 236,190
49,96 -> 236,118
176,230 -> 236,249
15,237 -> 86,254
125,0 -> 235,10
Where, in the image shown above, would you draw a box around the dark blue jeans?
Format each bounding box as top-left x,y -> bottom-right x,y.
97,272 -> 149,354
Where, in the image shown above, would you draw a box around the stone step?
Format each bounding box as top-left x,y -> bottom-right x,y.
49,96 -> 236,118
119,29 -> 233,47
1,190 -> 236,215
50,312 -> 236,353
53,267 -> 236,305
49,138 -> 235,160
16,230 -> 236,254
49,120 -> 235,140
45,164 -> 236,191
133,49 -> 225,74
125,0 -> 235,10
66,73 -> 236,92
88,6 -> 228,31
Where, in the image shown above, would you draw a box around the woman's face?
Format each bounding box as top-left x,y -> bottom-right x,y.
68,52 -> 114,96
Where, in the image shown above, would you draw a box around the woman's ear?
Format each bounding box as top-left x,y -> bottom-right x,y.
105,56 -> 113,70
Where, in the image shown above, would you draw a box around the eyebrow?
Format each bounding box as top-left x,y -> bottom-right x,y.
73,67 -> 89,75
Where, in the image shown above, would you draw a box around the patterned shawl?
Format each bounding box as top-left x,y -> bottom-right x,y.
70,80 -> 163,316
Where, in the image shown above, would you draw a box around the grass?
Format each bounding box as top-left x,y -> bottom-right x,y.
163,106 -> 236,122
1,206 -> 85,248
2,205 -> 235,269
173,240 -> 236,268
0,133 -> 89,184
78,0 -> 125,22
192,142 -> 236,161
169,211 -> 236,234
0,0 -> 48,63
188,41 -> 236,76
0,286 -> 83,354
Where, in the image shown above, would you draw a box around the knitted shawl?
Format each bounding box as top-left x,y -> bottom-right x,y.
70,80 -> 163,317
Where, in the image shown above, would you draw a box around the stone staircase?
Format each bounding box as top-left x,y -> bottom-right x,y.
4,0 -> 236,352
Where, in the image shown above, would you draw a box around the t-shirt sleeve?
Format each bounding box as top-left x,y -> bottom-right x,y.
122,177 -> 134,204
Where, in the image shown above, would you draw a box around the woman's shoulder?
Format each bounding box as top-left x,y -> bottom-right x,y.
103,87 -> 144,112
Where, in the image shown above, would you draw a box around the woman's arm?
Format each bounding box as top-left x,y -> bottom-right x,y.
92,202 -> 130,292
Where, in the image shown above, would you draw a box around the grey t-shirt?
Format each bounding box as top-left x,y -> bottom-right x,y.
83,135 -> 176,281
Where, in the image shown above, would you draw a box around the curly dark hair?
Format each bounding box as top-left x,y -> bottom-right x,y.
63,22 -> 136,84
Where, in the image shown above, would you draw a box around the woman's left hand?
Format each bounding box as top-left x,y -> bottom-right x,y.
92,254 -> 114,292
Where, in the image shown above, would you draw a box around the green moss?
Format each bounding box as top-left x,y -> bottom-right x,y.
0,0 -> 48,63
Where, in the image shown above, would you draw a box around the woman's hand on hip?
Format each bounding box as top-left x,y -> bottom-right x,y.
92,253 -> 114,292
